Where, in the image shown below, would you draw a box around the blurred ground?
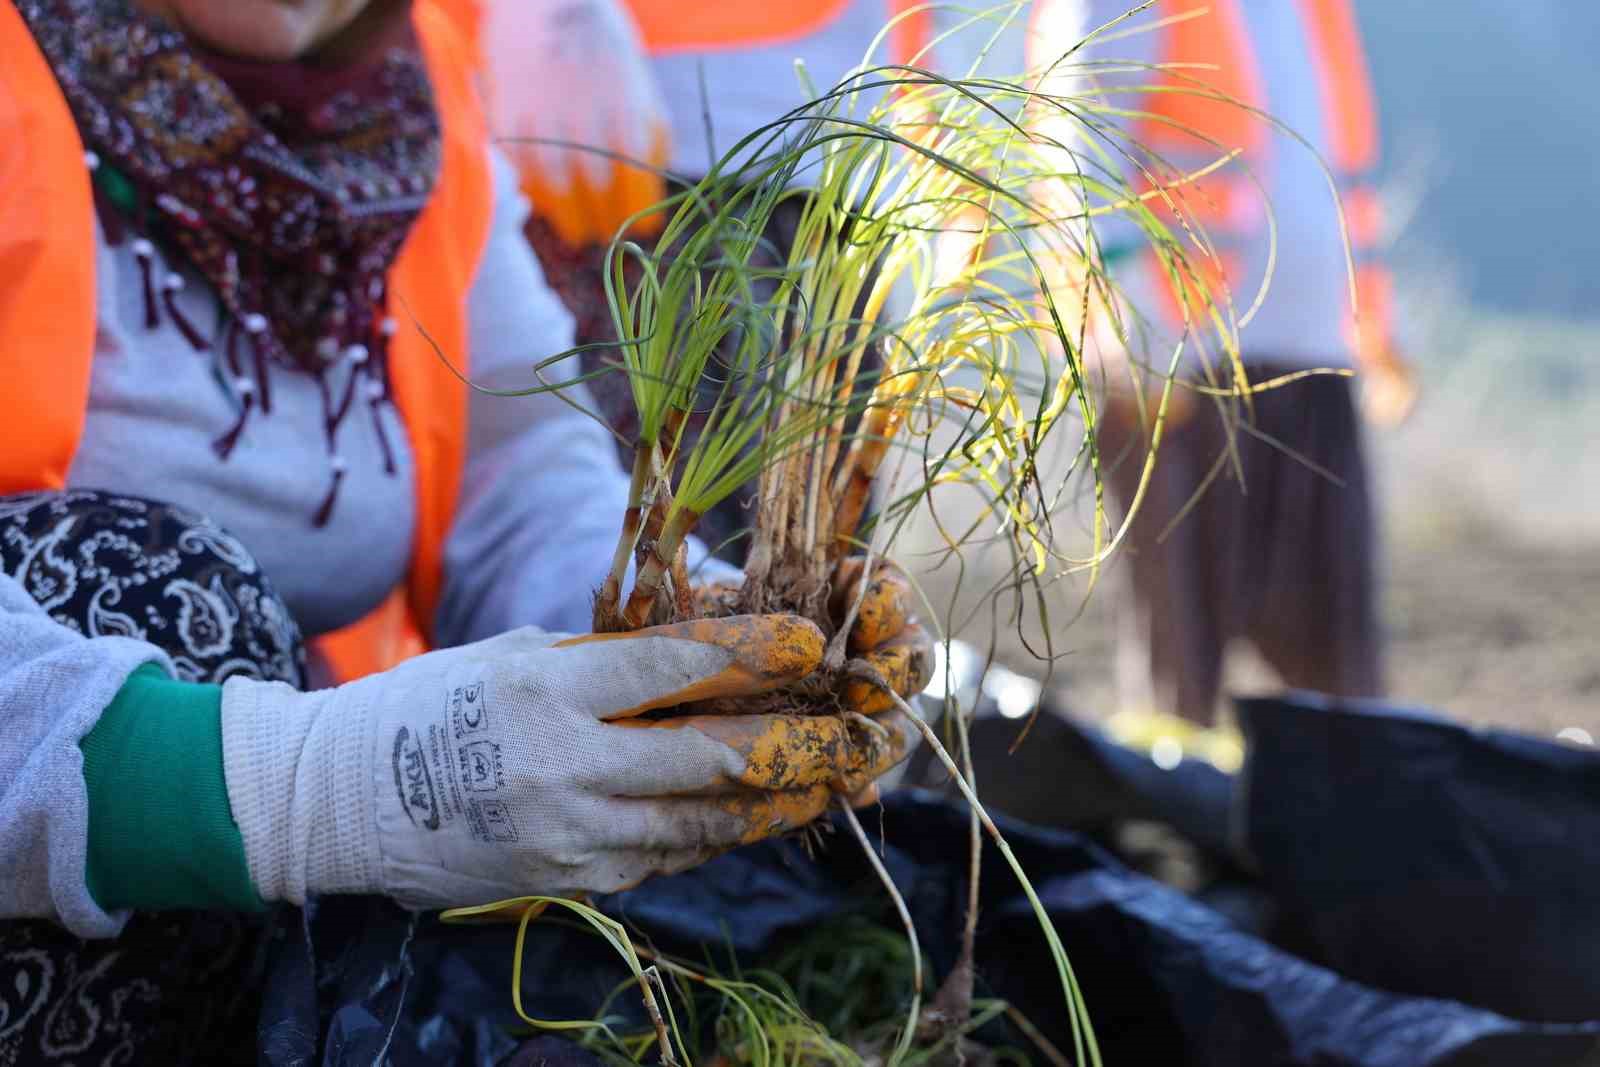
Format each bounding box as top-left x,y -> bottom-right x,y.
934,527 -> 1600,742
900,294 -> 1600,743
1359,297 -> 1600,738
1367,526 -> 1600,736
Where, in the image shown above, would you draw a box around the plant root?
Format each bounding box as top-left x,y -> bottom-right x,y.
848,660 -> 1103,1067
839,797 -> 922,1067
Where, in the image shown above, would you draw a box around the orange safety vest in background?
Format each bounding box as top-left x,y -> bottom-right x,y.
1291,0 -> 1391,361
466,0 -> 935,244
625,0 -> 931,65
0,0 -> 492,681
1133,0 -> 1269,328
622,0 -> 935,176
1132,0 -> 1391,360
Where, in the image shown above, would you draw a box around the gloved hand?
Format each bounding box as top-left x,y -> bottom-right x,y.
828,557 -> 935,715
481,0 -> 670,246
696,559 -> 936,717
220,615 -> 910,911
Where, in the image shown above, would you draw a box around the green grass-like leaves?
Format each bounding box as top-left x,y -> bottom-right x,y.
454,1 -> 1352,1061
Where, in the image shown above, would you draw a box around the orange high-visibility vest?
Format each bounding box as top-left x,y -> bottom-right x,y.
1291,0 -> 1391,359
625,0 -> 931,65
1133,0 -> 1270,330
0,0 -> 493,680
470,0 -> 934,242
1130,0 -> 1391,359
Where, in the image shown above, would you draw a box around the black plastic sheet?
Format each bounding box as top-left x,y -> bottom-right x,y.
1239,692 -> 1600,1024
262,694 -> 1600,1066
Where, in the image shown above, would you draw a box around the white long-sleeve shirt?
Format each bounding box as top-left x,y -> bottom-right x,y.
0,149 -> 723,936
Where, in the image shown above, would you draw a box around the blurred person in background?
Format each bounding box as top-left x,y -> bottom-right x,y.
0,0 -> 925,1060
1077,0 -> 1418,744
475,0 -> 966,566
473,0 -> 1412,738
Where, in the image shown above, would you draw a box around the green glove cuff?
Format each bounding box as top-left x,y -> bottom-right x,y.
79,663 -> 265,912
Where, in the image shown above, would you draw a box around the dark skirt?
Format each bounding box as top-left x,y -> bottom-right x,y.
1096,365 -> 1384,723
0,490 -> 306,1065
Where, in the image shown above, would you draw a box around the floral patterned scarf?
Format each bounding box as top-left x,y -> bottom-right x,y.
16,0 -> 441,522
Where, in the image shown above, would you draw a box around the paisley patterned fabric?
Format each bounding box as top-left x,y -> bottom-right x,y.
0,490 -> 306,1065
0,910 -> 266,1066
0,492 -> 304,687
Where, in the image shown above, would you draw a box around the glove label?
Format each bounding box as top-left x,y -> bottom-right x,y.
452,681 -> 489,736
391,725 -> 442,831
474,799 -> 519,842
461,740 -> 504,793
385,677 -> 524,850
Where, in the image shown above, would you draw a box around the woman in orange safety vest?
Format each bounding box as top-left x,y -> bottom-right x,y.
1078,0 -> 1415,732
0,0 -> 924,1060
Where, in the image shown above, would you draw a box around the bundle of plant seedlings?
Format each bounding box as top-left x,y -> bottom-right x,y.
443,2 -> 1315,1062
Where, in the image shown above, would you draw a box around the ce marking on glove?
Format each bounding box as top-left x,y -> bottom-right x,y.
451,682 -> 489,737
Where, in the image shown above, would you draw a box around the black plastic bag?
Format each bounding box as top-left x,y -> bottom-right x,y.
263,790 -> 1598,1066
1239,691 -> 1600,1024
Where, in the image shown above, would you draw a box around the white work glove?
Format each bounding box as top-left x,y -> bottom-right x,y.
221,616 -> 911,910
482,0 -> 670,246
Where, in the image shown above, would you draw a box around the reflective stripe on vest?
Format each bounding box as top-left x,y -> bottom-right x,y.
1291,0 -> 1390,356
1134,0 -> 1268,330
0,0 -> 491,680
1290,0 -> 1377,179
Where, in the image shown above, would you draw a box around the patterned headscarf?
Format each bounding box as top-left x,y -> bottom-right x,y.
16,0 -> 441,523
